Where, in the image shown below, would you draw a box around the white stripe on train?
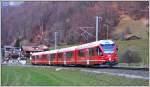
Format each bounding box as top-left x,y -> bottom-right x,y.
33,60 -> 106,63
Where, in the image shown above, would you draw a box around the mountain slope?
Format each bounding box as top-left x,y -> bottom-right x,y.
1,1 -> 149,46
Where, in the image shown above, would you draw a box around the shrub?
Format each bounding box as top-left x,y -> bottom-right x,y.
120,46 -> 142,64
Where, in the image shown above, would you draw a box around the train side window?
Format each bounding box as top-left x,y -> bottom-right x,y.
66,51 -> 73,58
89,48 -> 95,56
51,53 -> 56,60
58,52 -> 63,60
96,47 -> 102,55
42,54 -> 47,58
78,49 -> 84,57
36,55 -> 39,59
38,55 -> 42,58
32,56 -> 35,59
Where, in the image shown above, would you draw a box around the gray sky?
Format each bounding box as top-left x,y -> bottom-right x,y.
2,1 -> 24,7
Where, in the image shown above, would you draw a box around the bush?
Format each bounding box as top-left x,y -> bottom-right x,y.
120,46 -> 142,64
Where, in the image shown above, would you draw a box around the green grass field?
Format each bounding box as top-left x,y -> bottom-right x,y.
1,66 -> 148,86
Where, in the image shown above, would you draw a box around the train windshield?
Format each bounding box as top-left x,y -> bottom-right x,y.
100,44 -> 115,53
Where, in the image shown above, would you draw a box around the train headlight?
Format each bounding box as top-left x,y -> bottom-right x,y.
107,55 -> 111,61
109,58 -> 111,61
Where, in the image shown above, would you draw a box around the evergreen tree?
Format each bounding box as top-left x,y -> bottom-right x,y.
14,39 -> 21,47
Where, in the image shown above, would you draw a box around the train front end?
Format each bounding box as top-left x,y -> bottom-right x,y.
99,40 -> 118,66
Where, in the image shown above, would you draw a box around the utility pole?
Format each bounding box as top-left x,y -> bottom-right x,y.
96,16 -> 102,41
54,32 -> 58,49
96,16 -> 99,41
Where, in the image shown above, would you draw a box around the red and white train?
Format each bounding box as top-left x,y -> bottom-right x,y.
31,40 -> 118,67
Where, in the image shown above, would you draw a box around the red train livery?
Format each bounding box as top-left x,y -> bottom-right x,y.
31,40 -> 118,66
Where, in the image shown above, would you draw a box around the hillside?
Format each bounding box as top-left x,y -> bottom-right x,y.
113,15 -> 148,40
1,1 -> 149,47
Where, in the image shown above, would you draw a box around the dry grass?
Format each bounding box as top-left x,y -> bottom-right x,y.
113,15 -> 148,39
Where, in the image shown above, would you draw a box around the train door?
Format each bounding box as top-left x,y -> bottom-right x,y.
95,46 -> 103,64
35,55 -> 39,64
41,54 -> 49,64
66,51 -> 73,65
88,47 -> 95,65
88,46 -> 103,65
63,52 -> 66,65
86,49 -> 89,65
50,53 -> 56,65
47,54 -> 51,65
38,55 -> 43,64
31,55 -> 35,64
96,46 -> 103,56
58,52 -> 63,64
77,49 -> 86,65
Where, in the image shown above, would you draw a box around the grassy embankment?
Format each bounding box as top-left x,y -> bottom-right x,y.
114,16 -> 149,66
1,66 -> 148,86
115,39 -> 149,65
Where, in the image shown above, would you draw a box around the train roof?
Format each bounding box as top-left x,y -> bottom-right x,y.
99,40 -> 114,44
58,46 -> 77,53
76,40 -> 114,50
31,49 -> 58,56
31,40 -> 114,55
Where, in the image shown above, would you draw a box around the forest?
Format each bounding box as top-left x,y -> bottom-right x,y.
1,1 -> 149,47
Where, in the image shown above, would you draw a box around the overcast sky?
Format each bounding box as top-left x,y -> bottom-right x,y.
2,1 -> 24,7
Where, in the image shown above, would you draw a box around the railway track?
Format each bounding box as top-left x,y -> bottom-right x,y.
110,66 -> 149,71
2,63 -> 149,71
87,66 -> 149,71
32,64 -> 149,71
